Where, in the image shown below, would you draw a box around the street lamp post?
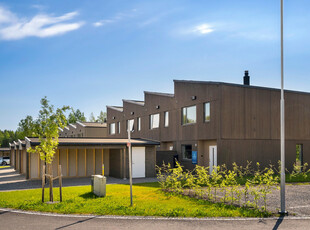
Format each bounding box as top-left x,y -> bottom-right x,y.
128,125 -> 133,206
280,0 -> 287,215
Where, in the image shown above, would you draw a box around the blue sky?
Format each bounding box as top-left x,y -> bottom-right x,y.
0,0 -> 310,130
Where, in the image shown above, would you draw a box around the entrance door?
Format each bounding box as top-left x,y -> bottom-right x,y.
209,145 -> 217,174
132,147 -> 145,178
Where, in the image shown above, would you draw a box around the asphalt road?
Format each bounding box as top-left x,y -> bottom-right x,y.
2,167 -> 310,229
1,209 -> 310,230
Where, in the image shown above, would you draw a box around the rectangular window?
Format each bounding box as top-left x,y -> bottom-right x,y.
137,117 -> 141,131
109,123 -> 116,135
150,113 -> 160,129
164,111 -> 169,127
204,102 -> 210,122
182,145 -> 192,160
127,119 -> 134,132
117,122 -> 120,134
182,106 -> 196,125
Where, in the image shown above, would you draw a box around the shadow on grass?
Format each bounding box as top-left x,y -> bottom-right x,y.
133,182 -> 159,188
79,192 -> 98,199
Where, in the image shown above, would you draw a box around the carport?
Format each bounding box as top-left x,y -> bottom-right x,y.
25,137 -> 159,180
0,148 -> 10,157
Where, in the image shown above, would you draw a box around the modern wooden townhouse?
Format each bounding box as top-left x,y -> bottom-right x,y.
107,73 -> 310,171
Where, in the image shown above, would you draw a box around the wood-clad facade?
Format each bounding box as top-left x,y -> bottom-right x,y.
107,80 -> 310,171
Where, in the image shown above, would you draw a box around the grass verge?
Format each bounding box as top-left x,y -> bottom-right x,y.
0,182 -> 269,217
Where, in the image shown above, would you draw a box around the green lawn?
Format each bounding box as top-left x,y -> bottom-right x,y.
0,182 -> 268,217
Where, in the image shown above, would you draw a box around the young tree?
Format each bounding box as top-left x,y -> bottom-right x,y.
89,112 -> 97,122
67,108 -> 86,124
16,115 -> 36,139
27,97 -> 69,202
97,111 -> 107,123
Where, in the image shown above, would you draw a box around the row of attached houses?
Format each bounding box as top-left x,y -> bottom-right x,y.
8,72 -> 310,179
107,73 -> 310,171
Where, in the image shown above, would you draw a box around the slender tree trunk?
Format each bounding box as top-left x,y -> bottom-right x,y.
42,165 -> 45,202
49,164 -> 53,202
59,165 -> 62,202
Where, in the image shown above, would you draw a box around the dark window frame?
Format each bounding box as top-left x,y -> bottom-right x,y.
204,102 -> 211,122
181,105 -> 197,125
181,144 -> 192,160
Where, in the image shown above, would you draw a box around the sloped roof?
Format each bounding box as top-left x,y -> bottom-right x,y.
77,121 -> 107,128
26,137 -> 159,147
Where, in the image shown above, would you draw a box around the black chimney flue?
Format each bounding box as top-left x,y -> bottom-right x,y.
244,70 -> 250,85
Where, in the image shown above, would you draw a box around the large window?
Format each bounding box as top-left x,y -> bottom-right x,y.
109,123 -> 116,135
182,145 -> 192,160
150,113 -> 160,129
117,122 -> 120,134
204,102 -> 210,122
137,117 -> 141,131
182,106 -> 196,125
127,119 -> 134,132
164,111 -> 169,127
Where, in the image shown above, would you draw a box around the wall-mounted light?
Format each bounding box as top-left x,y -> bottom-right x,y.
131,112 -> 134,115
191,96 -> 197,100
156,105 -> 160,109
112,116 -> 115,120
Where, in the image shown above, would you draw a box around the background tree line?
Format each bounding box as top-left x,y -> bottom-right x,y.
0,109 -> 106,147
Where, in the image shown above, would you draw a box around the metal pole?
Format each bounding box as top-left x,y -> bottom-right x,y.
128,126 -> 133,206
280,0 -> 287,215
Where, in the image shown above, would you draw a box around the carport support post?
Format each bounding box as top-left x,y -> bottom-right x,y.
128,128 -> 133,206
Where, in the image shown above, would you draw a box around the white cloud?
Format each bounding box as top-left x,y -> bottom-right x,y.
93,19 -> 114,27
176,23 -> 215,37
93,9 -> 137,28
193,23 -> 214,34
0,7 -> 84,40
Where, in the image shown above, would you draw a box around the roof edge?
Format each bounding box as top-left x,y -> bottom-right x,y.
144,91 -> 174,98
122,99 -> 145,106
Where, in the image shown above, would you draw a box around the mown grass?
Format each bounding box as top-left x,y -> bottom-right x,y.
0,182 -> 268,217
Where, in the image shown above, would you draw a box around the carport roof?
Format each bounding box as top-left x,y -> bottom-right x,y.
0,148 -> 10,151
25,137 -> 159,147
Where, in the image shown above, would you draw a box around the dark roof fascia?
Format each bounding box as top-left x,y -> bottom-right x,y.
173,80 -> 310,96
